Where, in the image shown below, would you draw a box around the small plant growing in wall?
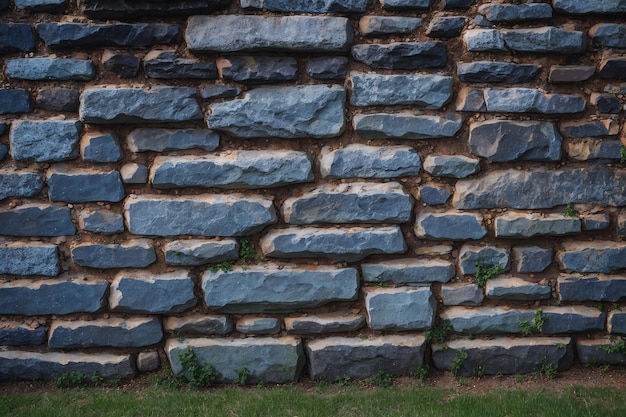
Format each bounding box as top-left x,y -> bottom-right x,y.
474,263 -> 505,288
412,364 -> 430,382
518,309 -> 545,336
563,204 -> 577,218
620,146 -> 626,164
235,368 -> 250,385
597,337 -> 626,355
450,348 -> 468,377
178,347 -> 220,388
207,237 -> 264,273
366,370 -> 394,387
53,371 -> 104,389
532,357 -> 557,379
425,322 -> 453,346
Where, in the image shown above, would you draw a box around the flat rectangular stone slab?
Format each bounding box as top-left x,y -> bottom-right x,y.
362,258 -> 455,284
0,204 -> 75,237
577,339 -> 626,365
0,243 -> 59,276
0,169 -> 43,200
6,58 -> 95,81
71,239 -> 156,269
495,212 -> 581,238
320,144 -> 421,179
47,166 -> 125,203
558,274 -> 626,302
557,241 -> 626,273
365,287 -> 436,331
36,22 -> 179,47
10,120 -> 81,163
349,72 -> 452,107
353,113 -> 462,139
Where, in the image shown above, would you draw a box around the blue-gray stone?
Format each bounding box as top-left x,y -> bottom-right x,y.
442,307 -> 537,334
236,317 -> 282,334
81,132 -> 122,163
127,128 -> 219,152
242,0 -> 369,12
365,287 -> 436,331
0,243 -> 59,276
483,88 -> 586,114
81,86 -> 202,124
200,84 -> 241,99
463,29 -> 507,51
260,226 -> 406,262
121,163 -> 148,184
203,265 -> 359,313
464,27 -> 585,53
0,144 -> 5,161
0,89 -> 33,114
442,283 -> 483,306
36,87 -> 80,112
0,24 -> 36,53
306,335 -> 427,380
584,214 -> 611,231
6,58 -> 95,81
362,258 -> 455,284
102,50 -> 140,78
0,169 -> 43,200
420,184 -> 452,205
47,166 -> 125,203
151,151 -> 313,189
186,15 -> 352,53
478,3 -> 552,21
423,155 -> 480,178
359,16 -> 422,36
459,244 -> 510,275
558,274 -> 626,302
0,205 -> 75,237
80,0 -> 230,18
164,238 -> 239,266
0,277 -> 108,315
0,124 -> 5,135
567,140 -> 623,161
591,24 -> 626,48
208,85 -> 345,138
125,195 -> 277,237
415,211 -> 486,240
381,0 -> 433,9
72,239 -> 156,269
577,339 -> 626,365
495,212 -> 581,238
426,16 -> 466,38
557,242 -> 626,273
164,314 -> 233,336
352,42 -> 447,69
0,324 -> 46,346
457,61 -> 540,83
608,311 -> 626,335
110,270 -> 196,314
285,314 -> 365,334
49,317 -> 163,349
353,113 -> 462,139
473,15 -> 492,27
542,306 -> 605,334
561,120 -> 619,137
549,65 -> 596,83
443,0 -> 473,9
320,144 -> 421,179
485,277 -> 551,301
79,210 -> 124,234
36,22 -> 179,47
591,93 -> 621,114
144,50 -> 217,79
512,246 -> 553,273
282,182 -> 413,224
15,0 -> 66,11
10,120 -> 81,162
552,0 -> 626,14
599,55 -> 626,80
618,214 -> 626,236
349,72 -> 452,108
217,56 -> 297,83
306,57 -> 349,79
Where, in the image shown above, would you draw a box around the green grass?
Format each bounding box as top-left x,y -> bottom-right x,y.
2,384 -> 625,417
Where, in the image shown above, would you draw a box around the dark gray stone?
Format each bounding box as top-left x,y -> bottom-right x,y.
127,128 -> 219,153
512,246 -> 553,273
459,244 -> 510,275
217,56 -> 297,83
320,144 -> 421,179
285,314 -> 365,334
352,42 -> 447,69
608,311 -> 626,335
591,93 -> 621,113
584,214 -> 611,231
10,120 -> 81,162
110,270 -> 196,314
306,57 -> 348,80
49,317 -> 163,349
0,243 -> 59,276
365,287 -> 436,331
282,182 -> 413,224
426,16 -> 466,38
0,277 -> 108,315
80,0 -> 230,18
457,61 -> 540,83
164,238 -> 239,266
0,89 -> 33,115
47,166 -> 125,203
242,0 -> 368,12
415,211 -> 486,240
102,50 -> 140,78
577,339 -> 626,365
423,155 -> 480,178
81,86 -> 202,124
36,22 -> 179,47
137,352 -> 159,372
542,306 -> 605,334
558,274 -> 626,302
495,212 -> 581,238
549,65 -> 596,83
125,195 -> 277,237
599,55 -> 626,80
0,205 -> 75,237
207,85 -> 345,138
359,16 -> 422,36
186,15 -> 352,53
362,258 -> 455,284
0,169 -> 43,200
81,132 -> 122,163
0,0 -> 8,8
6,58 -> 95,81
478,3 -> 552,21
236,317 -> 281,334
381,0 -> 433,9
203,265 -> 359,313
353,113 -> 462,139
442,307 -> 538,334
79,210 -> 124,234
0,324 -> 46,346
483,88 -> 586,114
164,314 -> 233,336
566,140 -> 623,161
0,24 -> 36,53
591,24 -> 626,48
553,0 -> 626,14
72,240 -> 156,269
561,120 -> 619,137
200,84 -> 241,99
36,87 -> 79,112
0,144 -> 5,161
442,283 -> 484,306
144,50 -> 218,79
485,277 -> 551,301
443,0 -> 473,9
557,242 -> 626,273
120,163 -> 148,184
0,124 -> 5,136
456,87 -> 487,111
420,184 -> 451,205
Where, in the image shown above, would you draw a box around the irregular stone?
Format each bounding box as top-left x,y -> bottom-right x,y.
599,55 -> 626,80
81,132 -> 122,163
0,243 -> 59,276
261,226 -> 406,262
0,168 -> 43,200
557,241 -> 626,273
618,214 -> 626,236
591,93 -> 621,113
72,240 -> 155,269
285,313 -> 365,334
306,335 -> 427,380
442,283 -> 483,306
577,339 -> 626,365
483,88 -> 586,114
455,88 -> 487,111
81,86 -> 202,124
512,246 -> 553,273
365,287 -> 436,331
584,214 -> 611,231
443,0 -> 472,9
459,244 -> 510,275
469,120 -> 562,162
36,88 -> 79,112
0,277 -> 108,315
282,182 -> 413,224
420,184 -> 452,205
464,27 -> 585,53
567,139 -> 623,161
208,85 -> 345,138
166,337 -> 304,384
6,58 -> 95,81
36,23 -> 179,47
0,88 -> 33,114
549,65 -> 596,83
79,0 -> 230,18
242,0 -> 368,12
49,317 -> 163,349
110,270 -> 196,314
199,84 -> 241,99
553,0 -> 626,14
433,337 -> 574,376
426,16 -> 466,38
0,323 -> 46,346
143,50 -> 217,79
79,210 -> 124,234
562,120 -> 619,137
478,3 -> 552,21
485,277 -> 551,300
127,128 -> 219,153
590,24 -> 626,48
102,50 -> 140,78
558,274 -> 626,302
354,113 -> 462,139
542,306 -> 605,334
453,168 -> 626,209
164,314 -> 233,336
495,212 -> 581,238
186,16 -> 352,53
423,155 -> 480,178
380,0 -> 433,9
608,311 -> 626,335
414,211 -> 485,240
352,42 -> 447,69
359,16 -> 422,36
10,120 -> 80,163
202,265 -> 359,313
0,351 -> 135,381
151,151 -> 313,189
0,205 -> 74,237
217,56 -> 297,83
0,24 -> 36,53
463,29 -> 506,51
137,352 -> 159,372
236,317 -> 281,334
47,166 -> 125,203
349,72 -> 452,108
125,195 -> 277,237
164,239 -> 239,266
320,144 -> 421,179
120,163 -> 148,184
306,57 -> 348,79
362,258 -> 455,284
457,61 -> 540,83
443,307 -> 535,334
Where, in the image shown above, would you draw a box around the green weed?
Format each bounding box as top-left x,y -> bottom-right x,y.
235,368 -> 250,385
620,146 -> 626,164
425,322 -> 453,345
597,337 -> 626,355
336,374 -> 352,386
563,204 -> 577,218
178,347 -> 220,388
53,372 -> 104,389
366,371 -> 394,388
450,348 -> 468,377
533,357 -> 557,379
411,364 -> 430,382
519,309 -> 545,336
474,263 -> 505,288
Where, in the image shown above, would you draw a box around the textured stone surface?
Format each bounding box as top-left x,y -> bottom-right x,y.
164,239 -> 239,266
360,16 -> 422,36
420,184 -> 452,205
10,120 -> 81,162
362,258 -> 455,284
47,166 -> 125,203
110,270 -> 196,314
285,313 -> 365,334
79,210 -> 124,234
552,0 -> 626,14
365,287 -> 436,331
36,87 -> 79,112
144,50 -> 217,79
207,85 -> 345,138
591,93 -> 621,113
166,337 -> 304,384
549,65 -> 596,83
608,311 -> 626,335
569,140 -> 623,161
599,55 -> 626,80
442,306 -> 536,334
0,169 -> 43,200
485,277 -> 551,301
557,241 -> 626,273
478,3 -> 552,21
426,16 -> 466,38
121,164 -> 148,184
442,283 -> 483,306
202,265 -> 359,313
186,15 -> 352,53
481,88 -> 586,114
6,58 -> 94,81
260,226 -> 406,262
137,352 -> 159,372
81,132 -> 122,163
0,24 -> 36,53
464,27 -> 585,53
0,323 -> 46,346
164,315 -> 233,336
72,240 -> 156,269
217,56 -> 297,83
558,274 -> 626,302
415,211 -> 486,240
591,24 -> 626,48
0,243 -> 59,276
542,306 -> 605,334
443,0 -> 472,9
512,246 -> 553,273
320,144 -> 421,179
0,88 -> 32,114
352,42 -> 447,69
583,214 -> 611,231
242,0 -> 368,12
0,278 -> 108,315
577,339 -> 626,365
306,57 -> 348,79
561,120 -> 619,138
282,182 -> 413,224
381,0 -> 433,9
124,195 -> 277,237
200,84 -> 241,99
459,245 -> 510,275
80,0 -> 230,18
353,113 -> 462,139
102,50 -> 140,78
236,317 -> 281,334
127,128 -> 219,153
0,205 -> 74,237
306,335 -> 426,380
151,151 -> 313,189
36,23 -> 179,47
495,212 -> 581,238
423,155 -> 480,178
457,61 -> 539,83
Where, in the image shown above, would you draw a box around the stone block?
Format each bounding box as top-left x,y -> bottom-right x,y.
80,0 -> 230,18
549,65 -> 596,83
137,352 -> 159,372
558,274 -> 626,302
561,120 -> 619,138
127,128 -> 219,153
0,205 -> 74,237
164,239 -> 239,266
423,155 -> 480,178
442,306 -> 536,334
599,55 -> 626,80
120,163 -> 148,184
542,306 -> 605,334
353,113 -> 462,139
144,50 -> 217,79
577,339 -> 626,365
512,246 -> 553,273
553,0 -> 626,13
478,3 -> 552,21
465,27 -> 585,53
485,277 -> 551,301
242,0 -> 368,12
81,132 -> 122,163
420,184 -> 452,205
0,24 -> 36,53
6,58 -> 94,81
415,211 -> 486,240
236,317 -> 281,334
10,120 -> 81,163
0,323 -> 46,346
217,56 -> 297,83
365,287 -> 436,331
0,89 -> 32,115
0,243 -> 59,276
36,87 -> 79,112
459,244 -> 510,275
359,16 -> 422,36
442,283 -> 483,306
0,168 -> 43,200
426,16 -> 466,38
557,241 -> 626,273
72,239 -> 156,269
102,50 -> 141,78
495,212 -> 581,238
164,315 -> 233,336
566,139 -> 623,161
79,210 -> 124,234
458,61 -> 539,83
320,144 -> 421,179
380,0 -> 433,9
36,22 -> 178,47
199,85 -> 241,99
443,0 -> 472,8
202,265 -> 359,313
483,88 -> 586,114
285,313 -> 365,334
591,24 -> 626,48
463,29 -> 506,51
351,42 -> 447,69
608,311 -> 626,335
591,93 -> 621,113
47,166 -> 125,203
305,57 -> 349,79
362,258 -> 455,284
583,214 -> 611,231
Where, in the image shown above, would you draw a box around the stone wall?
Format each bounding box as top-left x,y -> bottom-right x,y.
1,0 -> 626,382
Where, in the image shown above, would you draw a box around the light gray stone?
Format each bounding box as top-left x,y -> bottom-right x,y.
78,210 -> 124,234
359,16 -> 422,36
127,128 -> 219,153
577,339 -> 626,365
236,317 -> 281,334
591,24 -> 626,48
542,306 -> 605,334
557,241 -> 626,273
457,61 -> 540,83
552,0 -> 626,14
202,265 -> 359,313
584,214 -> 611,231
285,313 -> 365,334
365,287 -> 436,331
242,0 -> 369,12
353,113 -> 462,139
442,283 -> 483,306
464,29 -> 506,51
164,239 -> 239,266
512,246 -> 553,273
217,56 -> 297,83
351,42 -> 447,69
415,211 -> 486,240
0,204 -> 75,237
483,88 -> 586,114
47,166 -> 125,203
10,120 -> 81,162
464,27 -> 585,53
566,139 -> 623,161
0,168 -> 43,200
0,243 -> 59,276
320,144 -> 421,179
81,132 -> 122,163
0,323 -> 46,346
495,212 -> 581,238
485,277 -> 551,300
5,58 -> 94,81
608,311 -> 626,335
558,274 -> 626,302
164,314 -> 233,335
423,155 -> 480,178
459,244 -> 510,275
478,3 -> 552,21
121,163 -> 148,184
72,240 -> 156,269
137,352 -> 159,372
362,258 -> 455,284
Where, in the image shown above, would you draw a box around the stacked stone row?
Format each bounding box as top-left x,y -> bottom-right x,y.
1,0 -> 626,382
